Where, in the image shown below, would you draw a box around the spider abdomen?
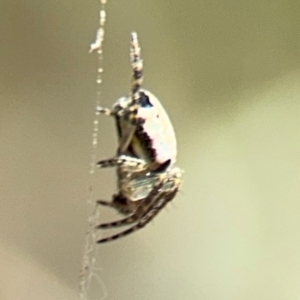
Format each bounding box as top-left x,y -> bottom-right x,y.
115,89 -> 177,171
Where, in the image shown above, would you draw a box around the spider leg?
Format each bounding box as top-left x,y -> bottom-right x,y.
130,32 -> 143,101
96,106 -> 115,116
117,124 -> 136,154
97,155 -> 147,169
96,199 -> 118,209
96,180 -> 164,229
96,213 -> 140,229
137,188 -> 178,227
97,186 -> 178,244
97,193 -> 132,215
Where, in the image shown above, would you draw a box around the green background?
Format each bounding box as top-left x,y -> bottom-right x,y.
1,1 -> 300,299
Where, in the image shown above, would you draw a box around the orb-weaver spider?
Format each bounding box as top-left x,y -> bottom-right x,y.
95,32 -> 182,243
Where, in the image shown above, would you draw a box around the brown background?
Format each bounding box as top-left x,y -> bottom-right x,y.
1,1 -> 300,299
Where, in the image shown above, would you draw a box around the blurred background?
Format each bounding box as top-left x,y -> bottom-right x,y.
1,0 -> 300,299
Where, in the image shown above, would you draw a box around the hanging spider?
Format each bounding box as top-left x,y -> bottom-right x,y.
95,32 -> 182,243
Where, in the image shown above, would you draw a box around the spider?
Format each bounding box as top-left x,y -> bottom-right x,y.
95,32 -> 182,243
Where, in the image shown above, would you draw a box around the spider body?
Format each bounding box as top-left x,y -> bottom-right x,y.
95,32 -> 182,243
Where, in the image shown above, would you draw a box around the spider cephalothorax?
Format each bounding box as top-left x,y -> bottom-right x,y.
95,32 -> 182,243
97,160 -> 182,243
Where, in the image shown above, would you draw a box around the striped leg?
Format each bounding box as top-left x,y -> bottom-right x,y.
96,185 -> 178,244
97,155 -> 147,169
96,181 -> 163,229
96,213 -> 139,229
